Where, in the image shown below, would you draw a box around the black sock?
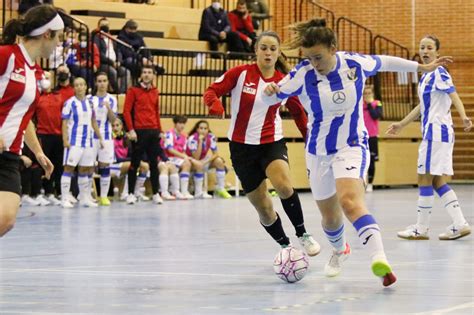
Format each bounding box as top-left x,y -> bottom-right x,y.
261,213 -> 290,246
281,191 -> 306,237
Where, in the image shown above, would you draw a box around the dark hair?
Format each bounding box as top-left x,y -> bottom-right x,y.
285,18 -> 337,50
95,72 -> 109,81
255,30 -> 291,74
97,17 -> 108,26
188,120 -> 211,136
2,4 -> 59,45
141,64 -> 156,74
423,34 -> 440,50
173,115 -> 188,124
124,19 -> 138,30
237,0 -> 246,5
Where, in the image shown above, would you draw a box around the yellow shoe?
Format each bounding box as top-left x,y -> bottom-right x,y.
99,197 -> 111,206
215,189 -> 232,199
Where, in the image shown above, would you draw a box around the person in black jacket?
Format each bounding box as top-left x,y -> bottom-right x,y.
93,18 -> 130,93
198,0 -> 245,54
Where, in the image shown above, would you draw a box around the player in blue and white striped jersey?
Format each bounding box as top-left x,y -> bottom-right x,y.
89,73 -> 118,206
61,77 -> 104,208
264,19 -> 451,287
387,35 -> 472,241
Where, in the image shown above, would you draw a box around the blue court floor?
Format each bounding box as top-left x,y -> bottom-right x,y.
0,185 -> 473,314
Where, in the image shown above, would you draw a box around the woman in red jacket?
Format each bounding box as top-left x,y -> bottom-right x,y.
203,30 -> 320,256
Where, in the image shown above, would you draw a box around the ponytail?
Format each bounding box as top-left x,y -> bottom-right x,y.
285,18 -> 337,50
275,52 -> 290,74
1,19 -> 26,45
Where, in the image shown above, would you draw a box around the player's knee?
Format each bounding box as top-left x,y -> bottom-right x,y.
338,192 -> 359,213
272,181 -> 293,198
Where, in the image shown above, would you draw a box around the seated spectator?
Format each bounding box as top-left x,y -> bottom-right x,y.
198,0 -> 246,55
92,18 -> 130,93
67,31 -> 100,86
186,120 -> 231,199
246,0 -> 270,30
163,115 -> 194,200
228,0 -> 257,53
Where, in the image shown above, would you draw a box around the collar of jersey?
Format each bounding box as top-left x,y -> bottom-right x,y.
325,53 -> 341,78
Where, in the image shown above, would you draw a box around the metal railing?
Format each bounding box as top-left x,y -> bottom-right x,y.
299,0 -> 335,30
1,0 -> 16,29
336,17 -> 372,54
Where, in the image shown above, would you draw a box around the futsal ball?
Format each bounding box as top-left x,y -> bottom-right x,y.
273,247 -> 309,283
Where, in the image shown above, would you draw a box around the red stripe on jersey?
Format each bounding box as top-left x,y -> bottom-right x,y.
260,103 -> 280,142
231,69 -> 258,143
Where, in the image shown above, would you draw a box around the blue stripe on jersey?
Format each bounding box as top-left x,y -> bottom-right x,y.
277,86 -> 303,99
325,115 -> 344,154
425,140 -> 432,173
422,74 -> 436,136
289,60 -> 311,79
426,123 -> 433,141
305,70 -> 322,155
70,101 -> 78,146
360,145 -> 367,178
441,124 -> 449,142
345,60 -> 364,147
438,67 -> 450,81
81,99 -> 87,112
104,96 -> 112,140
327,54 -> 343,91
364,55 -> 382,77
81,100 -> 88,147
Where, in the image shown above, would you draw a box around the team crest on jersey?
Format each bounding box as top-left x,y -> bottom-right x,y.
243,83 -> 257,95
347,67 -> 358,81
332,91 -> 346,104
10,68 -> 26,83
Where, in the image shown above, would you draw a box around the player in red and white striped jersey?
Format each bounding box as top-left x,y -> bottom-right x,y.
203,31 -> 321,256
0,5 -> 63,237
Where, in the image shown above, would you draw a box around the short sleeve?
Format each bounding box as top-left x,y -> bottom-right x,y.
110,96 -> 118,114
164,131 -> 174,149
62,99 -> 72,119
276,60 -> 308,99
209,134 -> 217,151
187,136 -> 198,152
343,52 -> 381,77
435,67 -> 455,94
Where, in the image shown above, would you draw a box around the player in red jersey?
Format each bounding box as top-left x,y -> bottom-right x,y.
203,31 -> 320,256
0,5 -> 64,237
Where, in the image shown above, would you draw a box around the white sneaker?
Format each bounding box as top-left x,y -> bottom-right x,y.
61,200 -> 74,208
46,194 -> 61,206
161,191 -> 176,200
366,184 -> 373,192
152,193 -> 163,204
397,224 -> 429,240
137,192 -> 150,201
65,194 -> 78,204
126,194 -> 137,205
173,191 -> 186,200
298,233 -> 321,257
35,195 -> 51,206
80,197 -> 98,208
439,222 -> 471,240
324,243 -> 351,277
21,195 -> 41,206
196,192 -> 213,199
182,192 -> 194,200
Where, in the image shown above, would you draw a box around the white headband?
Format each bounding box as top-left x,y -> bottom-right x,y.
28,14 -> 64,36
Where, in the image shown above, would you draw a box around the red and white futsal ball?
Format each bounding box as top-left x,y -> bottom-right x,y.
273,246 -> 309,283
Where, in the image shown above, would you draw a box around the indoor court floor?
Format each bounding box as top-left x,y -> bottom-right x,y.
0,185 -> 473,314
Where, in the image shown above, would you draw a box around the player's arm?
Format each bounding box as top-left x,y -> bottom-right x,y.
285,96 -> 308,139
449,92 -> 472,132
91,114 -> 104,145
104,99 -> 117,124
24,121 -> 54,179
191,138 -> 204,160
386,104 -> 420,135
264,62 -> 306,101
168,148 -> 189,160
203,66 -> 242,116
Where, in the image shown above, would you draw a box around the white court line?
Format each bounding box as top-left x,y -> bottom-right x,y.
413,301 -> 474,315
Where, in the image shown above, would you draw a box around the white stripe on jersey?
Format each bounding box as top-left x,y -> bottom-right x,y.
227,70 -> 246,141
0,64 -> 36,151
89,94 -> 118,141
62,96 -> 94,148
418,66 -> 455,143
0,54 -> 15,99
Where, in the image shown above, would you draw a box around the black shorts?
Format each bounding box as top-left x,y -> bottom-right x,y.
229,139 -> 289,193
0,152 -> 21,195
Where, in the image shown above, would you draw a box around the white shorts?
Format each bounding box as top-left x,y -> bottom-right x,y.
417,140 -> 453,176
306,146 -> 369,200
63,146 -> 96,167
169,157 -> 185,168
93,139 -> 115,164
110,162 -> 123,177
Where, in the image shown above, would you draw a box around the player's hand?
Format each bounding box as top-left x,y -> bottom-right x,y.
419,56 -> 453,73
100,139 -> 105,149
35,152 -> 54,179
264,82 -> 280,96
0,136 -> 4,153
385,122 -> 403,135
209,100 -> 225,118
462,117 -> 472,132
103,99 -> 110,109
128,130 -> 138,142
20,156 -> 33,168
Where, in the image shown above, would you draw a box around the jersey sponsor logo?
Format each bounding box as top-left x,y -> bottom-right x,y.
347,67 -> 358,81
243,86 -> 257,95
332,91 -> 346,104
10,68 -> 26,83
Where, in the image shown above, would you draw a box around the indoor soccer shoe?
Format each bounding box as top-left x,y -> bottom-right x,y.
161,191 -> 176,200
438,222 -> 471,240
397,224 -> 429,240
324,243 -> 351,277
298,233 -> 321,257
99,197 -> 111,206
215,189 -> 232,199
371,260 -> 397,287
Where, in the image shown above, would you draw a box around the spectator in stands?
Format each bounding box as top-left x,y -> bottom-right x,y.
93,18 -> 130,93
198,0 -> 245,55
35,71 -> 63,206
362,85 -> 382,192
54,64 -> 75,103
122,65 -> 164,205
67,31 -> 100,86
246,0 -> 270,30
186,120 -> 231,199
228,0 -> 256,53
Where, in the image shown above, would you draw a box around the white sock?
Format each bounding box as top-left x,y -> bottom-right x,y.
216,168 -> 225,190
100,168 -> 111,198
194,173 -> 204,196
78,175 -> 89,201
180,172 -> 190,194
416,186 -> 434,228
60,172 -> 72,201
353,214 -> 386,262
135,173 -> 147,195
159,174 -> 169,193
170,173 -> 179,194
122,175 -> 129,197
438,187 -> 466,226
323,224 -> 346,252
